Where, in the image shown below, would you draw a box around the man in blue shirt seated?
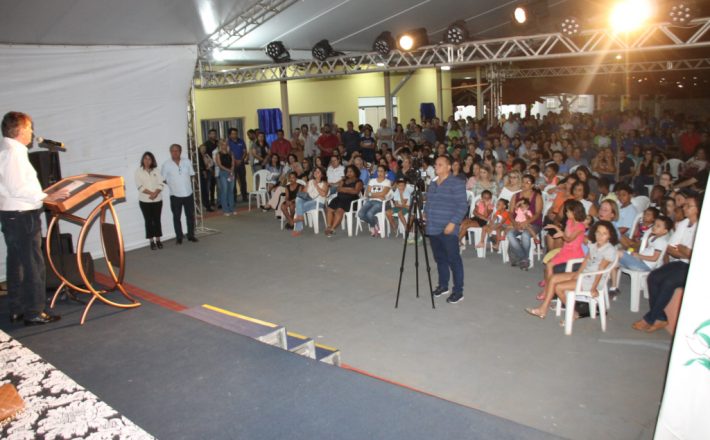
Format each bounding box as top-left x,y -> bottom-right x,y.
424,156 -> 468,304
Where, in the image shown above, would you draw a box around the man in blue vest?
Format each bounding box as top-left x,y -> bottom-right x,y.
228,128 -> 248,202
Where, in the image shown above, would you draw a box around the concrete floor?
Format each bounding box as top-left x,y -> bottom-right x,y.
119,207 -> 671,440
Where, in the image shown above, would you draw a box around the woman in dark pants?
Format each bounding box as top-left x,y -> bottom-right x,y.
633,194 -> 701,332
134,151 -> 165,250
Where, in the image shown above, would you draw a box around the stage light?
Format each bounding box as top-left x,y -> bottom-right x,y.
312,39 -> 342,61
265,41 -> 290,63
609,0 -> 652,33
397,28 -> 429,51
513,5 -> 529,25
211,47 -> 225,61
615,53 -> 623,60
669,1 -> 696,25
440,65 -> 451,71
560,17 -> 581,37
445,20 -> 469,45
373,31 -> 396,57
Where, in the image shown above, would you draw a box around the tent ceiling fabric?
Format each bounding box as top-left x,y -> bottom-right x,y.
0,0 -> 572,60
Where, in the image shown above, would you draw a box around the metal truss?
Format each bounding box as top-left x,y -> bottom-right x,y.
500,58 -> 710,79
198,17 -> 710,88
199,0 -> 299,56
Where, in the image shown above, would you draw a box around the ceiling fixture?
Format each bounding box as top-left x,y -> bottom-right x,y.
440,65 -> 451,71
512,6 -> 529,25
397,28 -> 429,51
312,39 -> 342,62
445,20 -> 469,45
609,0 -> 652,33
669,1 -> 696,25
373,31 -> 396,57
560,17 -> 581,37
265,41 -> 290,63
211,47 -> 225,61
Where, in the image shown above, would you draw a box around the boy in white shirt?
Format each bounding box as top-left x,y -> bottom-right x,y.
618,216 -> 672,271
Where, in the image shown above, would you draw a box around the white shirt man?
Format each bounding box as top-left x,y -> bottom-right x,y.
302,124 -> 319,158
326,157 -> 345,192
161,144 -> 197,243
0,111 -> 68,325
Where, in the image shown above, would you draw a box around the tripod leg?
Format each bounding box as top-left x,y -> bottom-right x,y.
414,217 -> 420,299
416,196 -> 436,309
394,204 -> 415,308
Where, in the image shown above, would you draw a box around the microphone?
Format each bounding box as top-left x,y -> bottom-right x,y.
36,137 -> 65,148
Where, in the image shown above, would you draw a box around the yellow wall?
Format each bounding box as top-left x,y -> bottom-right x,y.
194,68 -> 453,144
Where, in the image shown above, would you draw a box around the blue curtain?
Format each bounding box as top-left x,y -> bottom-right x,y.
420,103 -> 436,121
257,108 -> 283,145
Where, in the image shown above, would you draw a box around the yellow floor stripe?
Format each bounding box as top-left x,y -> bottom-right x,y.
202,304 -> 277,328
315,342 -> 338,352
287,331 -> 309,340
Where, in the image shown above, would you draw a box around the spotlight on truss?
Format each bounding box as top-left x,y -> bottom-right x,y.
445,20 -> 469,44
397,28 -> 429,51
512,5 -> 529,25
265,41 -> 290,63
560,16 -> 581,36
373,31 -> 396,57
669,1 -> 696,25
312,39 -> 343,61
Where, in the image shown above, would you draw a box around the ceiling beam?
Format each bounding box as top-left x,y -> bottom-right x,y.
197,17 -> 710,88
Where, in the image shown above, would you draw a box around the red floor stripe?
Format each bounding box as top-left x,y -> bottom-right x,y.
93,273 -> 187,312
341,363 -> 476,409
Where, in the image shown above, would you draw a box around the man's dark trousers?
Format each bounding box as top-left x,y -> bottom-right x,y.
0,209 -> 46,317
170,195 -> 196,239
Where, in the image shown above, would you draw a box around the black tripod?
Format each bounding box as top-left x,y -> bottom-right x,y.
394,181 -> 435,309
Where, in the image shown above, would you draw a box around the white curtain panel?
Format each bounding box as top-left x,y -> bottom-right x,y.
0,45 -> 197,280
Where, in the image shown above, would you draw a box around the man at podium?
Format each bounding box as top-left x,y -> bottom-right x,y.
0,111 -> 69,326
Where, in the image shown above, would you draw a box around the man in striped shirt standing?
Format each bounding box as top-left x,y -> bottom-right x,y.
424,155 -> 468,304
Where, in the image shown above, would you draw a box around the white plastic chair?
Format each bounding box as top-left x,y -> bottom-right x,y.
304,197 -> 327,234
556,254 -> 619,335
631,195 -> 650,213
662,159 -> 684,181
248,169 -> 270,210
614,230 -> 666,312
626,212 -> 644,240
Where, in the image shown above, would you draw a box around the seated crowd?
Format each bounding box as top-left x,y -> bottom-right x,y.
200,109 -> 708,334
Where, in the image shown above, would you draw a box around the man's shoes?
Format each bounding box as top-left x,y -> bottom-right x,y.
187,236 -> 199,243
156,239 -> 163,249
176,238 -> 183,245
446,292 -> 464,304
432,286 -> 450,298
150,241 -> 157,250
24,312 -> 61,326
10,313 -> 23,323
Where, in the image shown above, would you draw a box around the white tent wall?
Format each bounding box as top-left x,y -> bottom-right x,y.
0,45 -> 198,280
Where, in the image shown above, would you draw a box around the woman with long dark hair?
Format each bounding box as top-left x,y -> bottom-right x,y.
135,151 -> 164,250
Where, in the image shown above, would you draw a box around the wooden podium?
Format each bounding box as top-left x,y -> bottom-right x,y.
44,174 -> 141,324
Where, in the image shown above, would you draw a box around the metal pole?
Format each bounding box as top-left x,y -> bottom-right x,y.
384,71 -> 393,126
436,68 -> 443,119
476,66 -> 483,120
280,80 -> 291,135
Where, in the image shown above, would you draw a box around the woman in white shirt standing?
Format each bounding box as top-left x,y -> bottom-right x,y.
135,151 -> 164,250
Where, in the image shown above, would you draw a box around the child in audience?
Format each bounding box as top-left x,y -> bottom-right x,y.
618,215 -> 672,272
459,190 -> 494,251
631,207 -> 659,242
661,196 -> 676,223
478,198 -> 510,250
536,200 -> 587,299
525,220 -> 619,320
514,197 -> 539,244
386,178 -> 412,234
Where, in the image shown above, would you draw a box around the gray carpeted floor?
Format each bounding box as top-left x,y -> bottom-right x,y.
1,298 -> 556,440
104,207 -> 671,439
